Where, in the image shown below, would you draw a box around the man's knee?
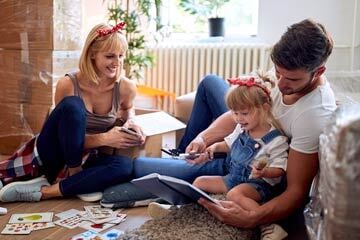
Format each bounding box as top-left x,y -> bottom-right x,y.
199,74 -> 224,89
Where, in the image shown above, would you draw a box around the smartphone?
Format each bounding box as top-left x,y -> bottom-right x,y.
120,127 -> 138,136
178,153 -> 201,160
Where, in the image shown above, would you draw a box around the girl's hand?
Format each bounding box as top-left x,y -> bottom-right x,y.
205,144 -> 217,159
186,143 -> 218,164
186,152 -> 210,164
250,165 -> 266,178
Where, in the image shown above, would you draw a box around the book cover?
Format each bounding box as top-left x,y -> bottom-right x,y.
131,173 -> 218,205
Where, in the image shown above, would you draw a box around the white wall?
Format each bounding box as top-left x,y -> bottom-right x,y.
80,0 -> 359,71
258,0 -> 360,71
81,0 -> 108,44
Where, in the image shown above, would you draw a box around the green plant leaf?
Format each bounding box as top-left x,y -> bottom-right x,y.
107,0 -> 158,80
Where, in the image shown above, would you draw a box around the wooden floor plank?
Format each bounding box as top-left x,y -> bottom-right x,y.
0,198 -> 150,240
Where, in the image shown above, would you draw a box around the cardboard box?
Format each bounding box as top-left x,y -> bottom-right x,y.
0,0 -> 81,50
98,110 -> 185,159
0,49 -> 80,104
134,111 -> 186,157
0,103 -> 35,155
0,49 -> 79,154
0,49 -> 53,104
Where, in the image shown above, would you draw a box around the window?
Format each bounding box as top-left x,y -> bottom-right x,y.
157,0 -> 259,42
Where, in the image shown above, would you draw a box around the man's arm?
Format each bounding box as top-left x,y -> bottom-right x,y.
255,148 -> 319,223
200,111 -> 236,145
186,111 -> 236,154
199,148 -> 319,228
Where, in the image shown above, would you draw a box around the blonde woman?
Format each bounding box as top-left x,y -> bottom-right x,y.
0,23 -> 145,202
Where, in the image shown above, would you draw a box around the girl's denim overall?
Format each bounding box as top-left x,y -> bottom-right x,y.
223,129 -> 282,202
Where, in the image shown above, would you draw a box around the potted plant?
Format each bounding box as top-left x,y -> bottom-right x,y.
179,0 -> 230,37
107,0 -> 163,80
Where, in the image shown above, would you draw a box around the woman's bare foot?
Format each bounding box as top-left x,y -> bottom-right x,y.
68,166 -> 82,176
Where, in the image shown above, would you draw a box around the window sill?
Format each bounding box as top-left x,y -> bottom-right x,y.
155,33 -> 265,45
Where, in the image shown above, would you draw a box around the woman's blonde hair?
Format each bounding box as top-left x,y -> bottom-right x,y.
79,23 -> 128,84
226,72 -> 284,133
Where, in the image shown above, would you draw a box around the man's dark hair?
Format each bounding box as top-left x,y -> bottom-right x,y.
271,19 -> 334,72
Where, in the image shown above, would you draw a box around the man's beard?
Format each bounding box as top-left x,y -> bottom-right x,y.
280,76 -> 315,95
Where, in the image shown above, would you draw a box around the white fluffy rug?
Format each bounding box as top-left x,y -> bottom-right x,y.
119,203 -> 259,240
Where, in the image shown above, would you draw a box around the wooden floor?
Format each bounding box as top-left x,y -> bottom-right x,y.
0,198 -> 150,240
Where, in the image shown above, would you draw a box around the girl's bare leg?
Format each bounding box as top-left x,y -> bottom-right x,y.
226,183 -> 261,210
193,176 -> 228,194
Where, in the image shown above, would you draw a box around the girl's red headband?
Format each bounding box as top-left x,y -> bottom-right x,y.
96,22 -> 126,37
227,77 -> 271,100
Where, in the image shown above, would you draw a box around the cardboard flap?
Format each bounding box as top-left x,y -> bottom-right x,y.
134,111 -> 186,136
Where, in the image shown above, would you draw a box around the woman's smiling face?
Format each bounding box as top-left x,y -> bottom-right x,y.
93,50 -> 125,80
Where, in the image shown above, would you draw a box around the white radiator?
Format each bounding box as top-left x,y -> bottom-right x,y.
144,43 -> 272,96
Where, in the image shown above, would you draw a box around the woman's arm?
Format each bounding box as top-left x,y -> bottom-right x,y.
117,77 -> 137,121
118,79 -> 145,142
86,78 -> 144,149
54,76 -> 75,105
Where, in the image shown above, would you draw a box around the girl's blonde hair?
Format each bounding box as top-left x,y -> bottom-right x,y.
226,72 -> 284,133
79,23 -> 128,84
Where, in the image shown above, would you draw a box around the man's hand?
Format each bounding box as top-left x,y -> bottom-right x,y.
185,136 -> 207,154
186,143 -> 218,164
198,198 -> 259,228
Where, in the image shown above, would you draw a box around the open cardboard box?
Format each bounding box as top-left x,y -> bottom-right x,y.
108,109 -> 186,158
134,111 -> 186,158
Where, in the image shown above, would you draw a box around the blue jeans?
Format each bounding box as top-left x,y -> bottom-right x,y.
37,96 -> 133,197
178,74 -> 229,151
101,75 -> 229,206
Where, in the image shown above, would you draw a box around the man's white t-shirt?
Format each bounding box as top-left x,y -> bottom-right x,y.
271,78 -> 336,154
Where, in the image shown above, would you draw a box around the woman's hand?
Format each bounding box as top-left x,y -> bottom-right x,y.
122,120 -> 146,145
105,126 -> 144,149
198,198 -> 259,229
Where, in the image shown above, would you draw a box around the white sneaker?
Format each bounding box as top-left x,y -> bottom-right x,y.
77,192 -> 103,202
0,177 -> 49,202
147,202 -> 172,219
260,224 -> 288,240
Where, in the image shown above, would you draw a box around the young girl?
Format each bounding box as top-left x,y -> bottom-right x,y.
0,22 -> 145,202
193,75 -> 288,198
192,75 -> 288,239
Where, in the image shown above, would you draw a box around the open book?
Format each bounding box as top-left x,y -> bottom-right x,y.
131,173 -> 218,205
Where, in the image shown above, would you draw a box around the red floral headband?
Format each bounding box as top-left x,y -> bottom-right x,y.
96,22 -> 126,37
227,77 -> 271,100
